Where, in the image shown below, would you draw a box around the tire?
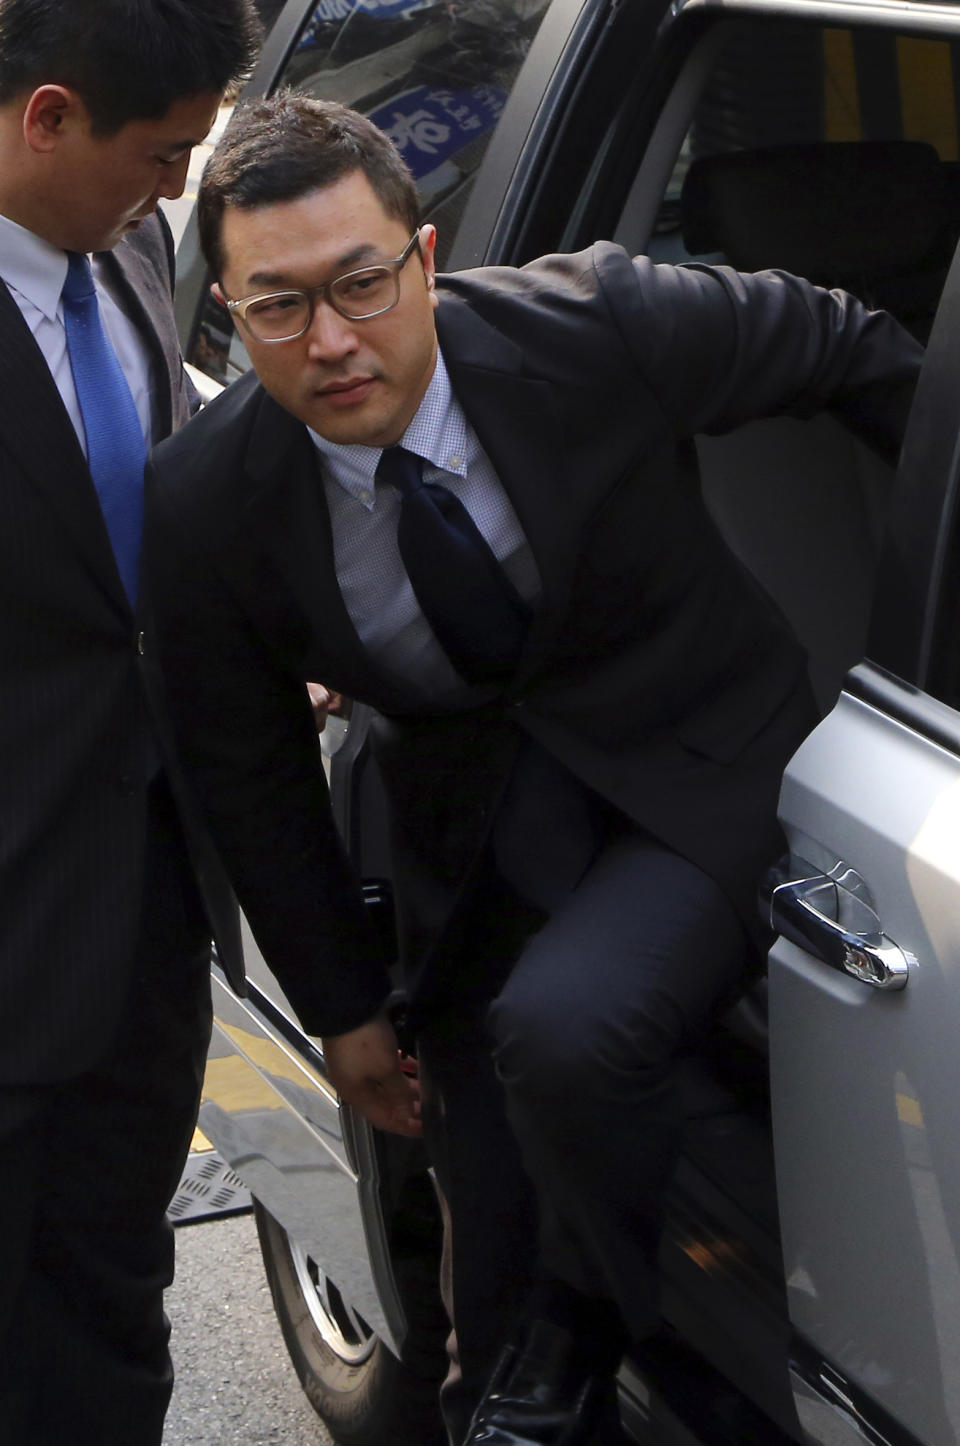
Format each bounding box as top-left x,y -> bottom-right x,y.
253,1197 -> 448,1446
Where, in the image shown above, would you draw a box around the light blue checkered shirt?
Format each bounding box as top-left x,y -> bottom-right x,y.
310,350 -> 540,708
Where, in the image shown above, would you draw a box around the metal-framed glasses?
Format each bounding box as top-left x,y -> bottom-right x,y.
225,231 -> 423,342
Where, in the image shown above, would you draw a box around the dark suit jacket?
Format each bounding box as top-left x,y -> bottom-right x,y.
0,212 -> 240,1084
146,243 -> 923,1039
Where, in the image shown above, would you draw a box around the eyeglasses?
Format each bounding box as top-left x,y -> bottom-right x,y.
225,232 -> 423,343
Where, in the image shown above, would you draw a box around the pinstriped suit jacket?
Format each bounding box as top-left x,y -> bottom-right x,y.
0,212 -> 240,1084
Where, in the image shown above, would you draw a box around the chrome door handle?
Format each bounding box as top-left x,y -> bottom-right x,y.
765,865 -> 911,991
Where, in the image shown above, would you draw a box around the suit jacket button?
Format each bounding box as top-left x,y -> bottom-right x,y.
137,630 -> 146,656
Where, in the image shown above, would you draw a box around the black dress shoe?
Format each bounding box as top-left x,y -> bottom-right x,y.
462,1318 -> 620,1445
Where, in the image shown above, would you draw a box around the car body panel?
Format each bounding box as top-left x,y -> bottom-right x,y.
770,680 -> 960,1445
202,963 -> 404,1351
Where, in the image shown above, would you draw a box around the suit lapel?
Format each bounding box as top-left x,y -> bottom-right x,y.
0,277 -> 127,611
231,390 -> 406,703
437,295 -> 587,688
101,240 -> 175,440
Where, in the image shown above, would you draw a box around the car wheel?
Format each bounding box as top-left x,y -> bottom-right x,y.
253,1198 -> 447,1446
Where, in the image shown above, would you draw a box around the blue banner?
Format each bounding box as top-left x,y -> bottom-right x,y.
368,84 -> 507,177
302,0 -> 434,25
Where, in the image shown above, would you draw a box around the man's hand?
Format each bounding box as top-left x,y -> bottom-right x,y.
321,1014 -> 422,1137
306,682 -> 343,732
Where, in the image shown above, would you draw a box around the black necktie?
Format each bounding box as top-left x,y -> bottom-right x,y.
376,446 -> 530,684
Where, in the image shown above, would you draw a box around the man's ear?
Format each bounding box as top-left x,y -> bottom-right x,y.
23,85 -> 83,154
419,223 -> 438,306
210,282 -> 228,308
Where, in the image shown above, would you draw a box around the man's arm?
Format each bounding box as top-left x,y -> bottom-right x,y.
147,466 -> 419,1135
144,456 -> 392,1041
600,247 -> 924,459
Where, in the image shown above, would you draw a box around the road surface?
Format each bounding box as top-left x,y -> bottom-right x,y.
164,1212 -> 333,1445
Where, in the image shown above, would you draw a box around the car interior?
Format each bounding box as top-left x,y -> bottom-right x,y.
625,20 -> 958,713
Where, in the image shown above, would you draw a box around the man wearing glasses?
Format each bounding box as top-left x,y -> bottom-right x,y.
147,93 -> 920,1446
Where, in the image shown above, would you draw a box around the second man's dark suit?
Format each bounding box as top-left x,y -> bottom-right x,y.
0,213 -> 242,1445
147,243 -> 922,1412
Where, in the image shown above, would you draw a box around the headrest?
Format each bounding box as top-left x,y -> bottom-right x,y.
681,142 -> 946,283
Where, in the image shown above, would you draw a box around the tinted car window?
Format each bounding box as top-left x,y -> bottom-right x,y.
601,15 -> 960,711
188,0 -> 551,384
649,22 -> 960,347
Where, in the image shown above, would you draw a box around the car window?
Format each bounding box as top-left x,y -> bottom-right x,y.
643,22 -> 959,346
286,0 -> 545,260
188,0 -> 552,385
596,15 -> 960,713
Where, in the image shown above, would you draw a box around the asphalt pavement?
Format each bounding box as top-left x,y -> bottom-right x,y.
164,1212 -> 333,1445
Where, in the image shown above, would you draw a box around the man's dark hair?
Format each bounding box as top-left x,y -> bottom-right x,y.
198,93 -> 421,282
0,0 -> 262,134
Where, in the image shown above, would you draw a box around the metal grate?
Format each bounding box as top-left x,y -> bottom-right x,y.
168,1149 -> 252,1225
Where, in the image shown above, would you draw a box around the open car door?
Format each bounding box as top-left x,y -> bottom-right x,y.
767,245 -> 960,1446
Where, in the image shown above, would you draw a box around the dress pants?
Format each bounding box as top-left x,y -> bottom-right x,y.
417,741 -> 748,1437
0,776 -> 212,1446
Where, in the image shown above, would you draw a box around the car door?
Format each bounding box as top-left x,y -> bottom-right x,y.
767,243 -> 960,1446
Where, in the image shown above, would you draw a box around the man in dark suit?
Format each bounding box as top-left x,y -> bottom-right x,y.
0,3 -> 261,1441
147,94 -> 922,1445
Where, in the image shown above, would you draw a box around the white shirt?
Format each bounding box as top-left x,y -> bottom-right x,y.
0,212 -> 154,452
310,350 -> 540,707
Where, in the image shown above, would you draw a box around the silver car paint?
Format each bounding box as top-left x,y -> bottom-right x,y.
771,688 -> 960,1446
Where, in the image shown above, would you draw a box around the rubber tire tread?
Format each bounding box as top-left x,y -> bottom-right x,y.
253,1198 -> 447,1446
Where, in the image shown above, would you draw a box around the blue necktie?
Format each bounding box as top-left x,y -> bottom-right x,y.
377,446 -> 530,685
62,252 -> 146,606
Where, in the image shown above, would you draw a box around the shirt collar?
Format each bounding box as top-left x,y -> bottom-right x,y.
310,348 -> 470,509
0,212 -> 71,323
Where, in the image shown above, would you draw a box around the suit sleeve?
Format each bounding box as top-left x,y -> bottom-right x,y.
144,459 -> 392,1038
596,248 -> 923,461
